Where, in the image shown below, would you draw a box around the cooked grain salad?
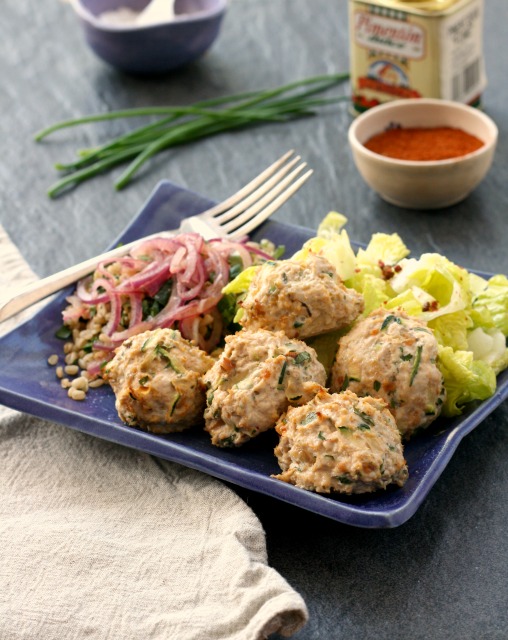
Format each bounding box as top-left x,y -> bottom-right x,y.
51,233 -> 283,400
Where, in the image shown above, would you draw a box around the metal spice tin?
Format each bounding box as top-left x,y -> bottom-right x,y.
349,0 -> 487,113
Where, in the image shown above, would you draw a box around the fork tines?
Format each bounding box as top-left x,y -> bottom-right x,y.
208,150 -> 313,238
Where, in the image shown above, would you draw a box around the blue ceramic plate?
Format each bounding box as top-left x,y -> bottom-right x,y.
1,181 -> 507,528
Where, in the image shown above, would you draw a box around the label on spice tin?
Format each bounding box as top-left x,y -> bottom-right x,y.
349,0 -> 487,112
440,2 -> 485,103
353,12 -> 426,61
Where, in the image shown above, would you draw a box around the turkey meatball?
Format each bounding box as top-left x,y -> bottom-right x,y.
273,388 -> 408,494
104,328 -> 214,433
203,328 -> 326,447
238,254 -> 364,339
330,308 -> 446,439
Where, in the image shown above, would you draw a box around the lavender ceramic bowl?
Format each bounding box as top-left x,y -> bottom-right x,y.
70,0 -> 228,74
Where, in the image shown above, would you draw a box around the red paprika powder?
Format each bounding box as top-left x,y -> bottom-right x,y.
364,127 -> 484,161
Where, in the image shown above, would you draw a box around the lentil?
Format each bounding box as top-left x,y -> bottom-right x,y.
68,388 -> 86,401
89,378 -> 105,389
65,353 -> 78,366
71,376 -> 89,392
64,364 -> 79,376
63,342 -> 74,354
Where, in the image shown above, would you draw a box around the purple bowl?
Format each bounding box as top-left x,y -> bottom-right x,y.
71,0 -> 228,74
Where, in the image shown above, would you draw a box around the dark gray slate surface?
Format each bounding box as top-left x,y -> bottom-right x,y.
1,1 -> 507,638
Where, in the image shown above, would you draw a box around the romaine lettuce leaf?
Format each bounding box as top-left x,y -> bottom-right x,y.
316,211 -> 348,235
467,327 -> 508,374
437,346 -> 496,416
472,274 -> 508,335
355,232 -> 410,275
221,265 -> 259,296
305,329 -> 344,377
351,273 -> 391,316
383,288 -> 424,317
292,211 -> 356,281
428,310 -> 470,352
220,265 -> 260,325
390,254 -> 470,321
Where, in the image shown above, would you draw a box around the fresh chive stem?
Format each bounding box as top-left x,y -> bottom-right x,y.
60,105 -> 303,171
410,345 -> 423,386
39,73 -> 350,197
47,153 -> 135,198
34,90 -> 263,141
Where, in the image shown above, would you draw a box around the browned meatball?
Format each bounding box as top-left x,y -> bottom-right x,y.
330,308 -> 446,439
202,329 -> 326,447
104,328 -> 214,434
238,254 -> 364,339
273,388 -> 408,494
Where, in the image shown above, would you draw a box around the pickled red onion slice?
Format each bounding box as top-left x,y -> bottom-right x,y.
71,233 -> 271,359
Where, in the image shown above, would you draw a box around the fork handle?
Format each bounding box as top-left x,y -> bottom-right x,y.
0,236 -> 154,324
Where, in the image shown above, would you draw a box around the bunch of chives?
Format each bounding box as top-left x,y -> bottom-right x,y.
35,73 -> 349,198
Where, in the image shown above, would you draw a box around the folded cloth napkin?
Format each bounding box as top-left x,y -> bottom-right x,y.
0,224 -> 308,640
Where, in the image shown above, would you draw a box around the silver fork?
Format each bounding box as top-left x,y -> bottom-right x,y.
0,150 -> 312,323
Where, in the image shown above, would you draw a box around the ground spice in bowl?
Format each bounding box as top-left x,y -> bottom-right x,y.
364,127 -> 484,161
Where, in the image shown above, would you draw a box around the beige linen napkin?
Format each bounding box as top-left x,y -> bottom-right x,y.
0,224 -> 308,640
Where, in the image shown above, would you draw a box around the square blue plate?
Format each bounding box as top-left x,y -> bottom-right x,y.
1,181 -> 507,528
